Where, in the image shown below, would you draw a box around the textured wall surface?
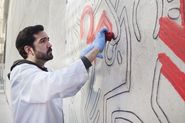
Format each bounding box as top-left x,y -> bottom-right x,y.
4,0 -> 185,123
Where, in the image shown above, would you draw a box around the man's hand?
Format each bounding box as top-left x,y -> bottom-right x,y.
80,27 -> 108,59
92,28 -> 108,52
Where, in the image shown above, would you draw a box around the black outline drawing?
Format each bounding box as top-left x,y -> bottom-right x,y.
92,110 -> 100,123
93,0 -> 103,15
103,0 -> 139,122
132,0 -> 142,42
153,0 -> 180,39
83,65 -> 102,122
112,110 -> 143,123
150,59 -> 170,123
153,0 -> 164,39
117,50 -> 122,65
167,7 -> 180,20
89,89 -> 101,119
167,0 -> 174,3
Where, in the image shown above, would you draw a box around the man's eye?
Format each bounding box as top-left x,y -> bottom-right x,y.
40,38 -> 49,43
40,39 -> 46,43
40,41 -> 44,43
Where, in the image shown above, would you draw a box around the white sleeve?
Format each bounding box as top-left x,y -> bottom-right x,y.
10,59 -> 88,103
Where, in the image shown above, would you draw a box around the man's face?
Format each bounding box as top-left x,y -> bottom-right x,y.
33,31 -> 53,61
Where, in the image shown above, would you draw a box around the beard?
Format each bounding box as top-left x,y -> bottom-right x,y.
34,47 -> 53,61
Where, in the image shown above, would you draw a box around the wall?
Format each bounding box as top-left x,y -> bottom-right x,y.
4,0 -> 185,123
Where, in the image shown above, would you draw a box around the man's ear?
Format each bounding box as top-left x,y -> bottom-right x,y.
24,45 -> 34,56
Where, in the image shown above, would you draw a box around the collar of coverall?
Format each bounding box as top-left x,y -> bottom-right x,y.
7,59 -> 48,80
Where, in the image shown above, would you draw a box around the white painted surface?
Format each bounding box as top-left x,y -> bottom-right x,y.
0,93 -> 13,123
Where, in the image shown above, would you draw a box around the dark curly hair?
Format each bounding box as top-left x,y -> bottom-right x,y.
16,25 -> 44,59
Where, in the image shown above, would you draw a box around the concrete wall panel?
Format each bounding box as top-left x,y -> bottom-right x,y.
63,0 -> 185,123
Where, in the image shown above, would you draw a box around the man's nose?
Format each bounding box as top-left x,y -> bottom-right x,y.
48,41 -> 52,47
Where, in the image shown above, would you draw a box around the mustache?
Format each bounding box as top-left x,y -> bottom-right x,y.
47,47 -> 52,53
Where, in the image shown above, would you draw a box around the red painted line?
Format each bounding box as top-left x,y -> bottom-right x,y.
93,10 -> 112,41
80,5 -> 94,43
158,1 -> 185,101
159,17 -> 185,63
180,0 -> 185,26
159,53 -> 185,101
80,6 -> 112,44
159,1 -> 185,63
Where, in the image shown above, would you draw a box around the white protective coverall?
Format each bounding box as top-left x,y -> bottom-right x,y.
9,59 -> 88,123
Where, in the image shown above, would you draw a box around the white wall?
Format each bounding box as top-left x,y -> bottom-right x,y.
5,0 -> 185,123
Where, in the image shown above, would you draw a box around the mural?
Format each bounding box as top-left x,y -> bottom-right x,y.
64,0 -> 185,123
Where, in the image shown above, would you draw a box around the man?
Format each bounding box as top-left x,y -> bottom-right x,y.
8,25 -> 108,123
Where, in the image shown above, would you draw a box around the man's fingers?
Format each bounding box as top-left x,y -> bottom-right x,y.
100,27 -> 108,33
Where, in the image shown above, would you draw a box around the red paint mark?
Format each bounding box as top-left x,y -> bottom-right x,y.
80,5 -> 112,44
80,5 -> 94,43
180,0 -> 185,26
159,53 -> 185,101
159,0 -> 185,101
159,17 -> 185,63
93,10 -> 112,42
